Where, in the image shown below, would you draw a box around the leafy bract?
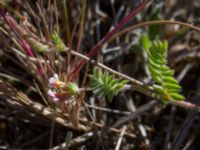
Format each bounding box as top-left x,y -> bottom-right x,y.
89,69 -> 128,102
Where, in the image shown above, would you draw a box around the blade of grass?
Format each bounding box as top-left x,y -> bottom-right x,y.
76,0 -> 86,52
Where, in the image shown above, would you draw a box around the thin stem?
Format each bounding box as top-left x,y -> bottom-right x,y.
85,103 -> 131,115
76,0 -> 86,52
115,126 -> 127,150
109,20 -> 200,43
70,0 -> 150,81
36,2 -> 50,40
54,0 -> 59,33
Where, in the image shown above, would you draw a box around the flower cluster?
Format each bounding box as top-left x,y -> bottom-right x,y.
47,74 -> 80,103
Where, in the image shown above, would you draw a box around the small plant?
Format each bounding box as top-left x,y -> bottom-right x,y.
48,73 -> 79,106
145,40 -> 185,102
89,68 -> 128,102
51,31 -> 65,52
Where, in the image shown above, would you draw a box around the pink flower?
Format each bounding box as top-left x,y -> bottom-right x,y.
47,89 -> 59,102
49,74 -> 65,88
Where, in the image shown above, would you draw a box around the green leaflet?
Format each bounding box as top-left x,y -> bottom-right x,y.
51,31 -> 65,52
146,40 -> 185,102
141,33 -> 151,50
169,93 -> 185,101
89,68 -> 128,102
66,82 -> 80,96
153,84 -> 165,94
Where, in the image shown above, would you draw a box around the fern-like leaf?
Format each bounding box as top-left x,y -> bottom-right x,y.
147,40 -> 184,102
89,69 -> 128,102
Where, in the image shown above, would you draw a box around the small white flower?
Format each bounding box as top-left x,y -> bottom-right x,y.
49,73 -> 59,85
49,73 -> 65,88
48,89 -> 59,102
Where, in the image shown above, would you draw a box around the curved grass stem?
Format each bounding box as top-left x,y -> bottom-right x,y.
109,20 -> 200,43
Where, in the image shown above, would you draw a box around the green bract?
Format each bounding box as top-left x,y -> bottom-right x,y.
66,82 -> 80,96
51,31 -> 65,52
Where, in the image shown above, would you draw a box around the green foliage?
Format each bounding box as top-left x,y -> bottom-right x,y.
146,40 -> 185,102
66,82 -> 80,96
141,33 -> 151,51
51,31 -> 65,52
89,69 -> 128,102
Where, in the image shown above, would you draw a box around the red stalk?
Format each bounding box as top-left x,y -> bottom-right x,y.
69,0 -> 149,81
19,38 -> 34,57
0,11 -> 34,57
0,10 -> 44,77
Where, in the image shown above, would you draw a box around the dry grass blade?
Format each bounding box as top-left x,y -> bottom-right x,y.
0,79 -> 89,131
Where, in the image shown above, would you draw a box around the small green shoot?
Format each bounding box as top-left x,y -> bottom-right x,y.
141,33 -> 151,50
51,31 -> 65,52
66,82 -> 80,96
89,69 -> 128,102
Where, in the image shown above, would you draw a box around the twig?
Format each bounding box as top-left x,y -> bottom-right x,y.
115,126 -> 127,150
182,133 -> 196,150
91,122 -> 136,138
52,132 -> 94,150
176,63 -> 193,82
124,94 -> 150,147
85,103 -> 131,115
112,100 -> 159,128
0,79 -> 89,131
101,100 -> 159,136
0,79 -> 136,138
69,49 -> 156,93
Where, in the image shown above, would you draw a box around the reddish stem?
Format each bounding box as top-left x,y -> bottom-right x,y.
69,0 -> 149,81
19,38 -> 34,57
0,10 -> 44,77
